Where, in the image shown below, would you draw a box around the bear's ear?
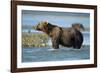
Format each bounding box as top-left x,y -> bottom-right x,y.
42,21 -> 48,32
44,21 -> 48,25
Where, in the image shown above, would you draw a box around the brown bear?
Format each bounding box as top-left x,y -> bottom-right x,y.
33,21 -> 83,49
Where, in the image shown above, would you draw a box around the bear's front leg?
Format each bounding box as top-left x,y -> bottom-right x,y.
51,37 -> 59,49
50,27 -> 62,49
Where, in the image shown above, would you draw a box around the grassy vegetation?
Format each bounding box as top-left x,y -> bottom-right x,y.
22,32 -> 49,48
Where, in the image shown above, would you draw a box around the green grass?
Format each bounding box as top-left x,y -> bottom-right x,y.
22,32 -> 49,48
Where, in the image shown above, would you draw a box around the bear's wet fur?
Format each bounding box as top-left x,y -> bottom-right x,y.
33,21 -> 83,49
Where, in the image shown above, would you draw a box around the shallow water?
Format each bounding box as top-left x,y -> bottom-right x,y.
22,46 -> 90,62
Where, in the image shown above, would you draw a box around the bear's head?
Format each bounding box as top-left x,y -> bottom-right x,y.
33,21 -> 48,32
